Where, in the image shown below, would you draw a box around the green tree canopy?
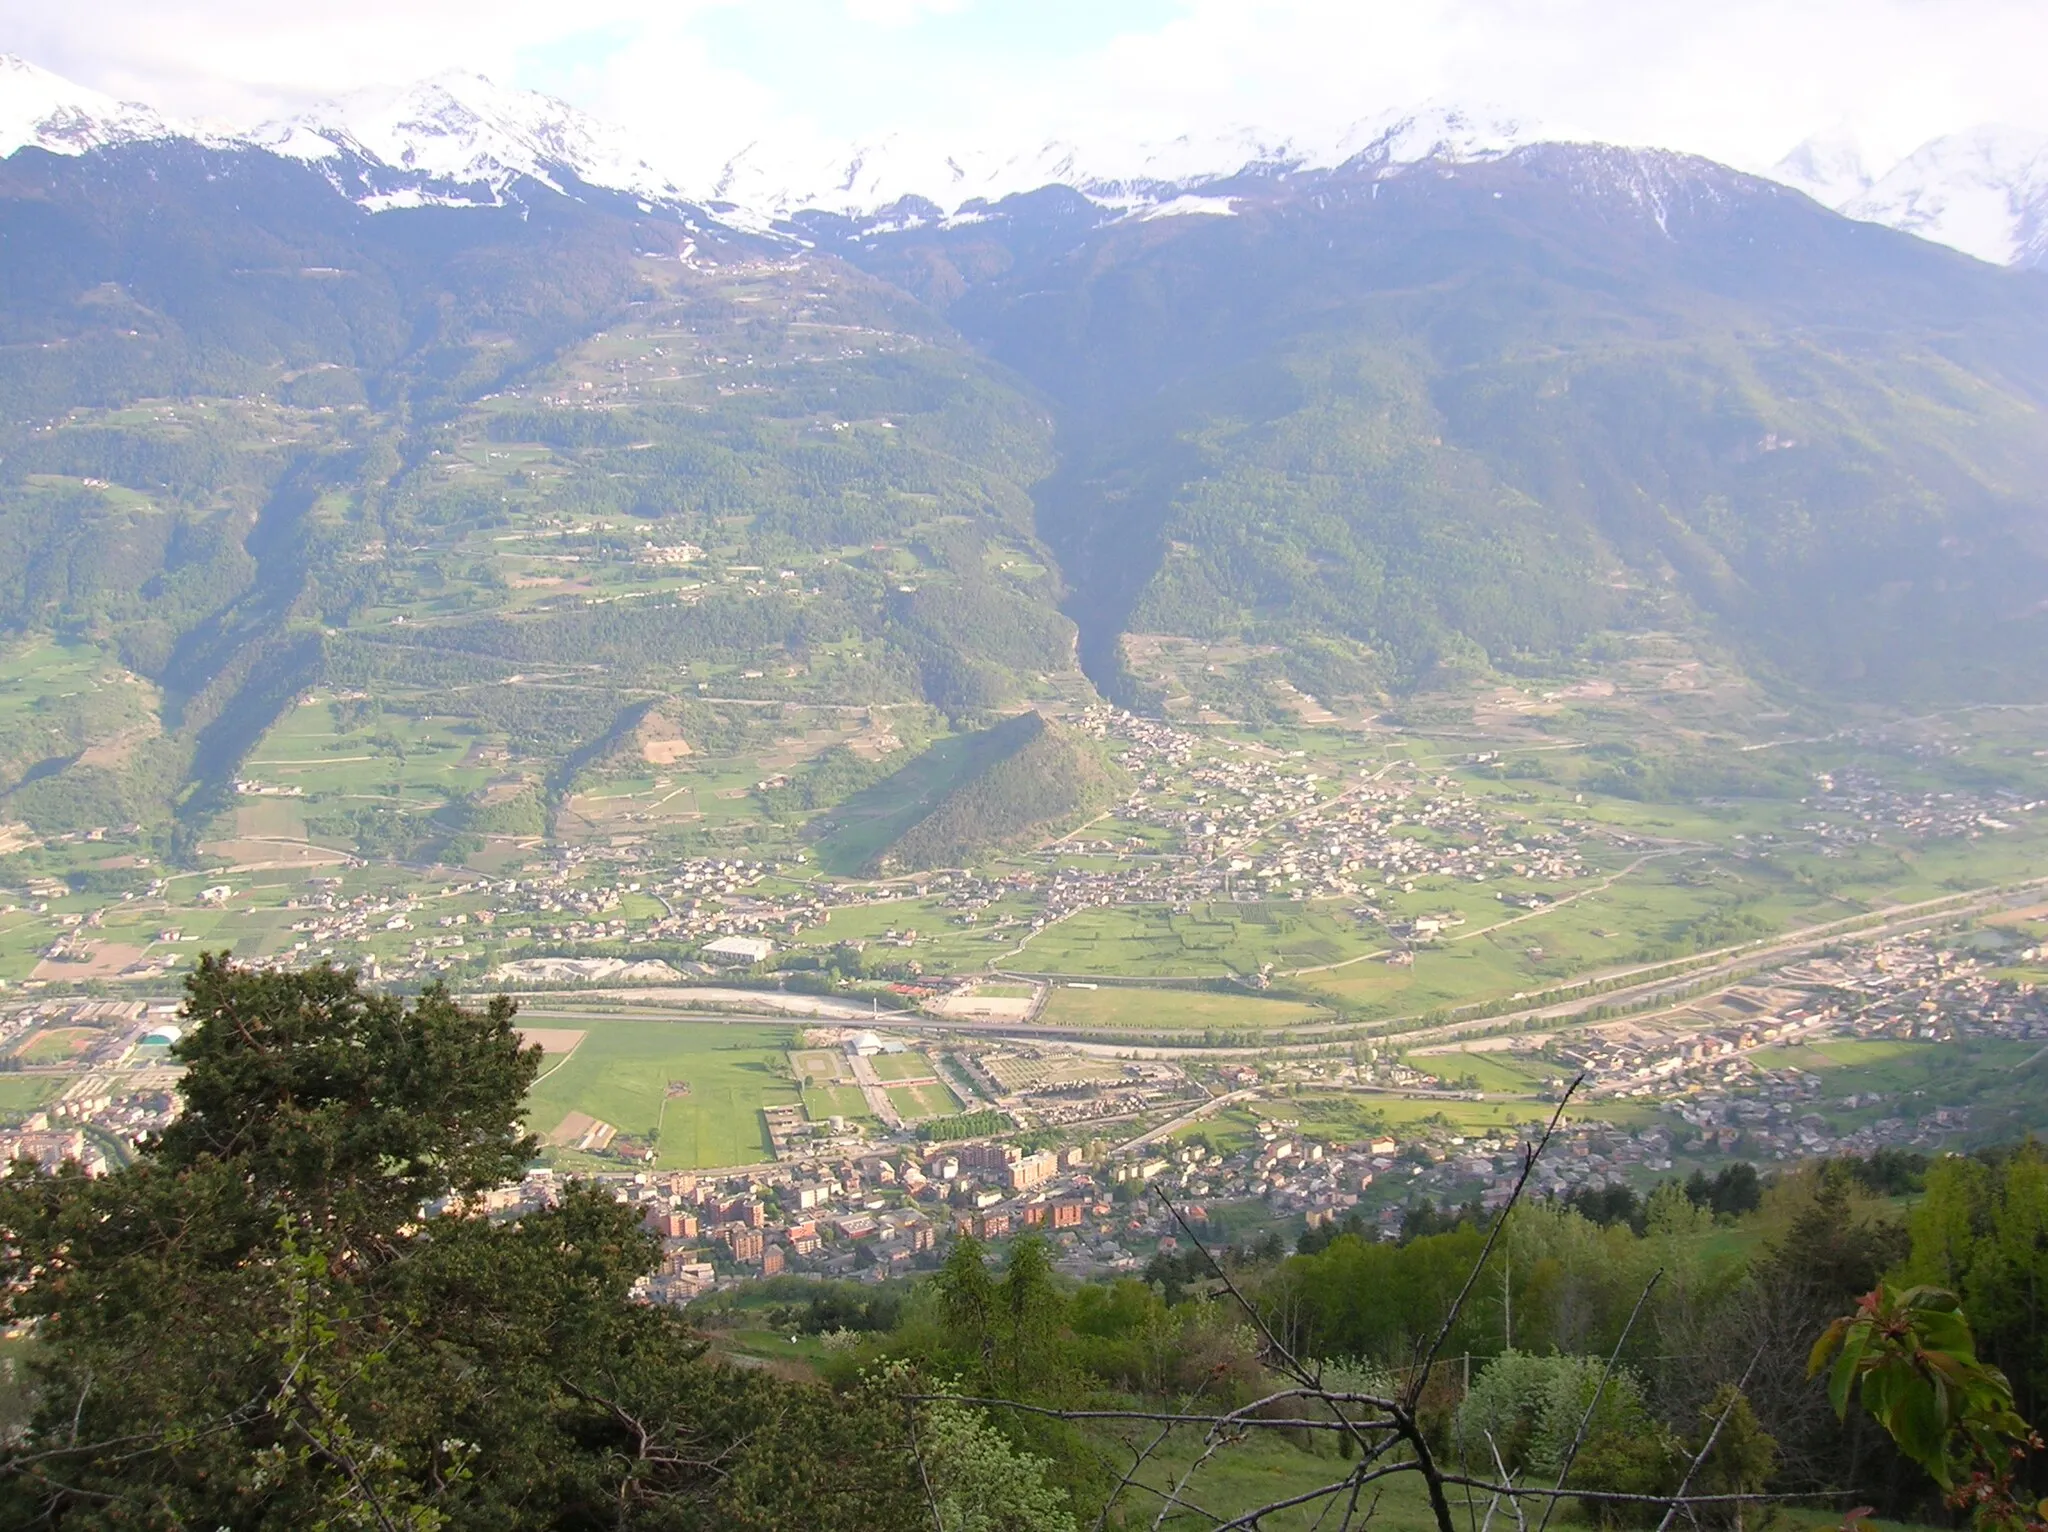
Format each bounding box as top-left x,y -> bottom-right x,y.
0,958 -> 931,1531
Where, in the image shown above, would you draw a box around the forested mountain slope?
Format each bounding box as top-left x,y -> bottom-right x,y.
4,134 -> 2048,841
827,147 -> 2048,708
0,143 -> 1079,841
871,710 -> 1124,873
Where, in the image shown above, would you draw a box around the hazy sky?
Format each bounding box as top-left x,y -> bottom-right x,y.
5,0 -> 2046,175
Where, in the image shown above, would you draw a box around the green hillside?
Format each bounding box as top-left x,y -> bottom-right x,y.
849,148 -> 2048,709
869,710 -> 1124,873
6,140 -> 2048,856
0,147 -> 1084,843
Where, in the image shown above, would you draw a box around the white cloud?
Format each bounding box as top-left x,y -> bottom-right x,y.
840,0 -> 969,27
995,0 -> 2048,175
5,0 -> 2048,180
0,1 -> 740,127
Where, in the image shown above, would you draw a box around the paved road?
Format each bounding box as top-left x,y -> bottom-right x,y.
1114,1088 -> 1262,1153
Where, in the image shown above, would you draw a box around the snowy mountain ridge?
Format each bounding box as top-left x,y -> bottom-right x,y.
243,71 -> 692,213
0,54 -> 180,158
707,102 -> 1544,220
1775,123 -> 2048,267
0,53 -> 1553,228
6,52 -> 2048,268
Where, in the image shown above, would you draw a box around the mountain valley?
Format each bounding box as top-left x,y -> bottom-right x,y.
2,55 -> 2048,1205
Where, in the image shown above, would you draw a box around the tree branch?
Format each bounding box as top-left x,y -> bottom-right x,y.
1652,1346 -> 1765,1532
1533,1267 -> 1663,1532
1411,1076 -> 1582,1404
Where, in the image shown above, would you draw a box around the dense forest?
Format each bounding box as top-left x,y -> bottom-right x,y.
874,711 -> 1126,873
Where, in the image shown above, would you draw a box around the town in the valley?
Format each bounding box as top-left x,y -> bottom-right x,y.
6,900 -> 2045,1301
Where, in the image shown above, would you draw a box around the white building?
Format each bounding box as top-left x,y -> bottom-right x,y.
702,935 -> 774,965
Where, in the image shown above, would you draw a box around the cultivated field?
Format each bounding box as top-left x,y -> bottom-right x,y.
0,1076 -> 61,1115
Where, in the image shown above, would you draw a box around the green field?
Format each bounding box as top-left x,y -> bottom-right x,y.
0,638 -> 158,776
1405,1048 -> 1563,1094
524,1020 -> 798,1170
1182,1090 -> 1581,1156
801,1084 -> 872,1121
0,1076 -> 61,1115
886,1081 -> 961,1118
1037,985 -> 1330,1032
243,697 -> 496,807
1742,1036 -> 2048,1144
870,1051 -> 937,1080
17,1028 -> 95,1065
809,732 -> 983,874
1021,902 -> 1384,978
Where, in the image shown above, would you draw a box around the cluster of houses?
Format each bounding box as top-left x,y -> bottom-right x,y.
479,1136 -> 1128,1301
0,1127 -> 110,1176
1800,767 -> 2041,849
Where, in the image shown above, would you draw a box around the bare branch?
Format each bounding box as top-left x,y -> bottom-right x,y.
1485,1430 -> 1527,1532
284,1416 -> 407,1532
0,1387 -> 273,1471
904,1392 -> 1396,1434
1438,1477 -> 1836,1507
903,1401 -> 944,1532
1217,1460 -> 1468,1532
1150,1188 -> 1410,1491
1653,1346 -> 1765,1532
1153,1188 -> 1311,1383
1085,1415 -> 1181,1532
1339,1481 -> 1385,1532
1533,1267 -> 1664,1532
1411,1076 -> 1583,1405
1209,1472 -> 1356,1530
1153,1429 -> 1234,1532
65,1374 -> 91,1447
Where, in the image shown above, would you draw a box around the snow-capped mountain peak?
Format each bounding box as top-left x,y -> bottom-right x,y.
11,52 -> 2048,273
0,54 -> 180,158
1320,102 -> 1539,173
247,71 -> 690,211
708,101 -> 1544,221
1844,125 -> 2048,268
1771,128 -> 1874,209
1770,122 -> 2048,269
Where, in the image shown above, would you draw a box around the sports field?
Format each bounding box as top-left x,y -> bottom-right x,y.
789,1049 -> 850,1084
886,1081 -> 961,1118
16,1028 -> 96,1064
524,1019 -> 798,1170
801,1084 -> 872,1121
